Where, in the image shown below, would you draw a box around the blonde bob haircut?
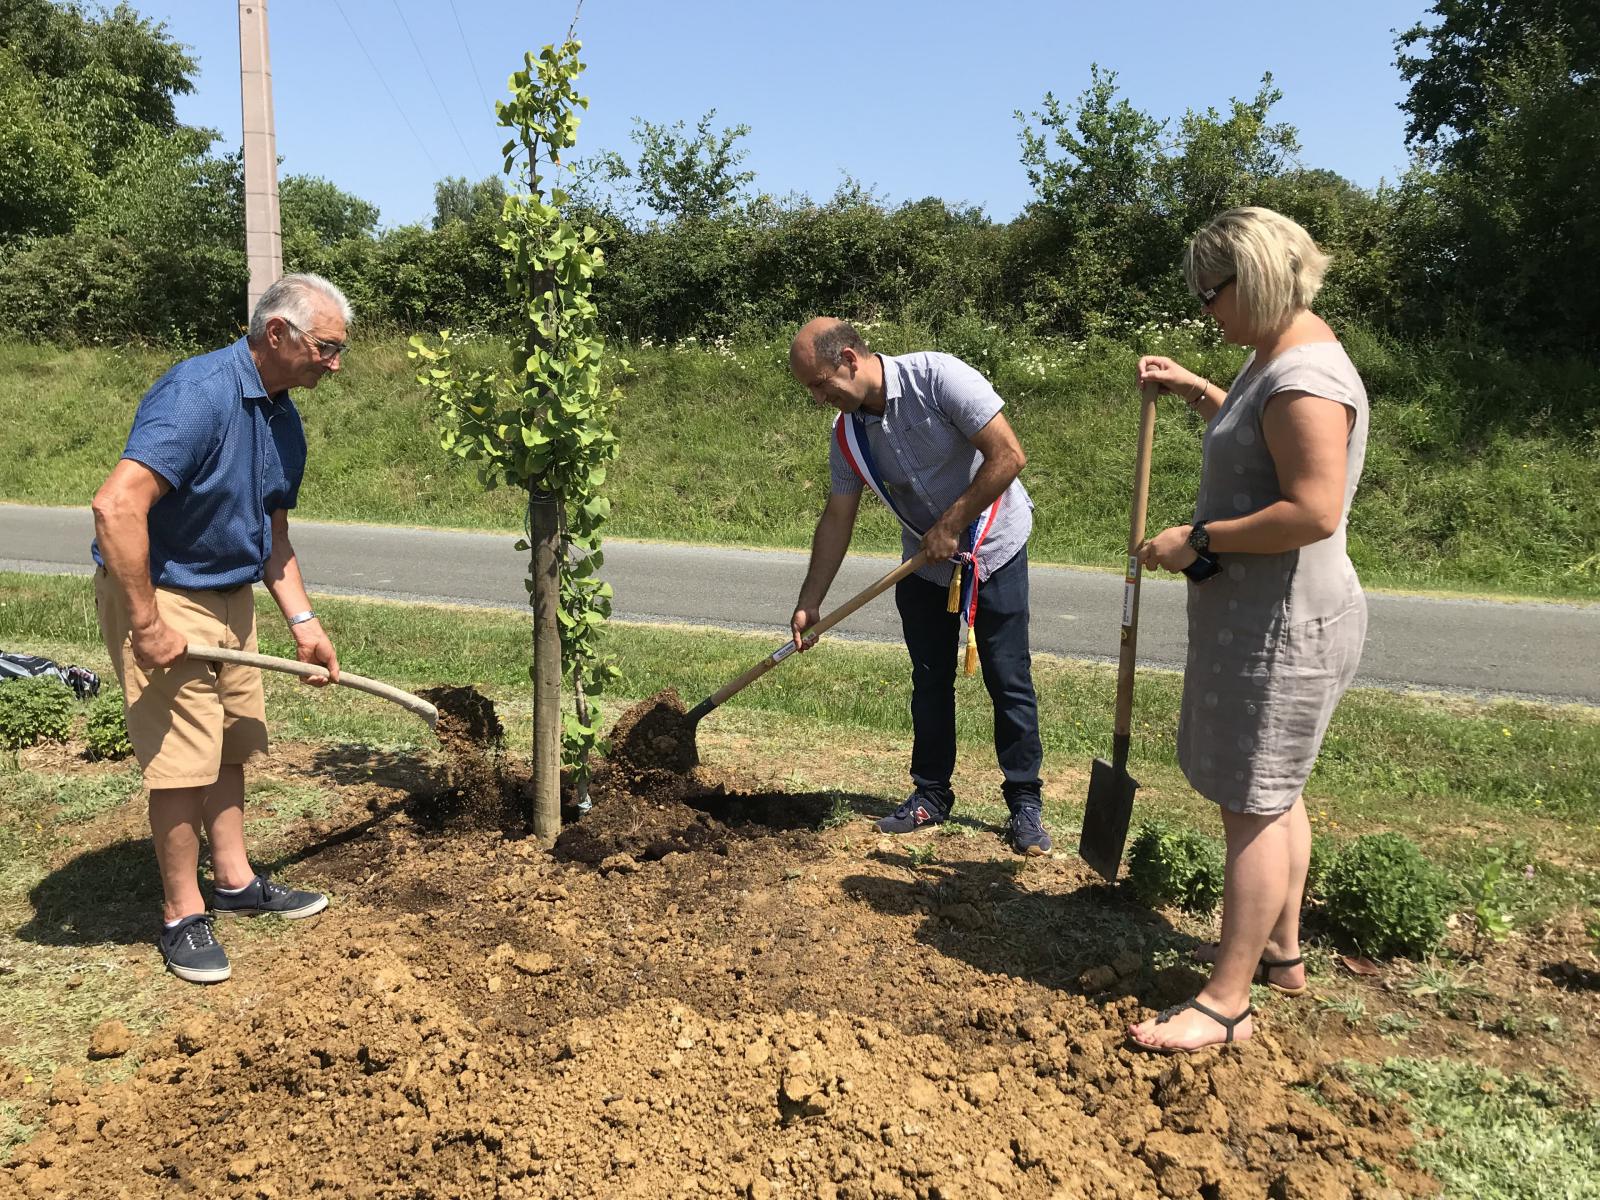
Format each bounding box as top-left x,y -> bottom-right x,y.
1182,207 -> 1329,337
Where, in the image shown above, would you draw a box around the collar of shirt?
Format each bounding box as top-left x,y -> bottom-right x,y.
229,335 -> 290,409
880,353 -> 904,408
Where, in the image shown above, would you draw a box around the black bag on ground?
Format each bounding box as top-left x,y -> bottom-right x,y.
0,651 -> 101,700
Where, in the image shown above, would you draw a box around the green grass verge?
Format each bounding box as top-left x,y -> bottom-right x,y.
2,569 -> 1597,891
2,321 -> 1596,598
1342,1058 -> 1600,1200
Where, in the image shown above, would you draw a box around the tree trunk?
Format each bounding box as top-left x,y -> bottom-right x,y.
528,488 -> 563,843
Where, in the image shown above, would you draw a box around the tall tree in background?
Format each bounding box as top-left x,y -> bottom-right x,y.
1394,0 -> 1600,352
596,109 -> 755,222
1010,67 -> 1300,332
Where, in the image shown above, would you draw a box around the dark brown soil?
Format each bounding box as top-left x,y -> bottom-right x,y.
413,684 -> 517,830
608,688 -> 699,775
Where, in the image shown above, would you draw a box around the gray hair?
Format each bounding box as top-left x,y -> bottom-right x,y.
812,320 -> 867,366
248,273 -> 354,341
1182,207 -> 1328,337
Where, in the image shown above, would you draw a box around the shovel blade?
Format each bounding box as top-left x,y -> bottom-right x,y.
1079,757 -> 1139,882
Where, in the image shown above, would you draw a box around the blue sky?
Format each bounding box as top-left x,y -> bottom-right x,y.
137,1 -> 1424,229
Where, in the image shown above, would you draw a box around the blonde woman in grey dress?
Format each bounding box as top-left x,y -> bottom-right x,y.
1127,207 -> 1369,1054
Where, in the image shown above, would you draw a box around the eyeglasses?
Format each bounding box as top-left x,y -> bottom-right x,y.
1197,276 -> 1235,308
282,317 -> 349,360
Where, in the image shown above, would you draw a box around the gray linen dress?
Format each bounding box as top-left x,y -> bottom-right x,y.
1177,341 -> 1369,814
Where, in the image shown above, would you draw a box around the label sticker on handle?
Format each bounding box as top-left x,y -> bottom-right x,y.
770,642 -> 798,664
1121,580 -> 1137,628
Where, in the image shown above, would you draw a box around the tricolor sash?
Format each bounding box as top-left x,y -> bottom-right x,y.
834,412 -> 1002,671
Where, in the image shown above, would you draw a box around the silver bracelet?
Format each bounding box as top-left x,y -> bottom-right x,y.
286,610 -> 316,627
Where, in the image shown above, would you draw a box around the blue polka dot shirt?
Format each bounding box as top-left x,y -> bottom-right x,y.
92,337 -> 307,590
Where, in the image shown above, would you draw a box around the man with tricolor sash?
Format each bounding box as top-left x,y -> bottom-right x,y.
787,318 -> 1051,855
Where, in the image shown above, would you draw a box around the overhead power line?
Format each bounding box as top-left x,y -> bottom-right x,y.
447,0 -> 495,116
329,0 -> 444,180
389,0 -> 478,169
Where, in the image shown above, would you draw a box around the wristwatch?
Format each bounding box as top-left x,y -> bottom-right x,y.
1186,521 -> 1211,554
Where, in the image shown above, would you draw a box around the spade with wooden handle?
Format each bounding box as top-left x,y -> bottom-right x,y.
185,644 -> 438,729
678,553 -> 930,761
1079,381 -> 1159,880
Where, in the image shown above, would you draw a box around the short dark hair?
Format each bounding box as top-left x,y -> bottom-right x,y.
812,321 -> 866,366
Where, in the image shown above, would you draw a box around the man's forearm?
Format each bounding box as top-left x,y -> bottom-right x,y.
93,506 -> 160,630
263,539 -> 314,618
937,450 -> 1021,536
797,509 -> 855,611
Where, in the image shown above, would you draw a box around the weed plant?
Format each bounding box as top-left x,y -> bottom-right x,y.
0,677 -> 73,750
1322,833 -> 1457,958
1126,821 -> 1224,914
83,693 -> 132,761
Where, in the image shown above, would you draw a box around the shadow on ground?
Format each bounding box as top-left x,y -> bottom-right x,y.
841,851 -> 1206,1008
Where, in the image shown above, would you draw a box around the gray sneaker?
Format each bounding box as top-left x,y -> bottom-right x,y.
877,790 -> 952,835
212,873 -> 329,920
159,914 -> 231,984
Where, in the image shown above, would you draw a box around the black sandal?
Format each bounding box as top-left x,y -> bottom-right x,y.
1129,998 -> 1252,1055
1254,955 -> 1308,997
1189,942 -> 1309,997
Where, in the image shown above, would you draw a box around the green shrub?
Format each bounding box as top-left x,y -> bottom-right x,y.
1126,821 -> 1225,914
1322,833 -> 1457,958
83,693 -> 132,761
1306,833 -> 1339,901
0,677 -> 74,750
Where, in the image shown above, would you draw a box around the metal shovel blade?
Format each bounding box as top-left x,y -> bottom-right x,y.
1079,756 -> 1139,882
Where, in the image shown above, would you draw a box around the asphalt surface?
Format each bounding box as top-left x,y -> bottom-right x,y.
4,503 -> 1596,704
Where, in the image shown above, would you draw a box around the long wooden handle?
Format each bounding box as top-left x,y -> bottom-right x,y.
688,554 -> 929,721
1112,384 -> 1159,748
185,644 -> 438,729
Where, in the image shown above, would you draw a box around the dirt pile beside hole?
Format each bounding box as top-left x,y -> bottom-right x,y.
13,943 -> 1433,1199
608,689 -> 697,775
552,777 -> 832,866
415,685 -> 518,829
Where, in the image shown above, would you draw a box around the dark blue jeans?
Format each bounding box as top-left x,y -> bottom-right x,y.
894,546 -> 1043,810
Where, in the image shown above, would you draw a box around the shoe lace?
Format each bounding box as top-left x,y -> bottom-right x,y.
260,876 -> 290,900
1011,807 -> 1044,835
184,917 -> 217,950
892,795 -> 923,819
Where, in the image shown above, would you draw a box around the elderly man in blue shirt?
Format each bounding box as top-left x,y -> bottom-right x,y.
789,317 -> 1051,855
91,273 -> 349,983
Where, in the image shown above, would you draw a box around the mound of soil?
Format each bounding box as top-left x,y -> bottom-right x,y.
413,685 -> 518,830
609,689 -> 698,775
3,743 -> 1440,1200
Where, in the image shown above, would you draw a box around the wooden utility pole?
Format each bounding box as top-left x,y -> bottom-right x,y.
239,1 -> 282,314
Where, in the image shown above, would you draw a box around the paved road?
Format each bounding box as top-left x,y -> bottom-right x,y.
5,503 -> 1597,704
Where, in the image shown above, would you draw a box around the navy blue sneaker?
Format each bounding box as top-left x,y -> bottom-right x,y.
212,873 -> 328,920
159,914 -> 231,984
877,790 -> 951,835
1007,805 -> 1054,856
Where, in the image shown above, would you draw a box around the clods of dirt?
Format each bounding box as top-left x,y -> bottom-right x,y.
553,780 -> 832,866
608,688 -> 699,775
413,685 -> 519,830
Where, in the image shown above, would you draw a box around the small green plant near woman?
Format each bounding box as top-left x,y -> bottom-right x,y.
0,677 -> 73,751
1465,851 -> 1514,954
83,693 -> 133,761
1321,832 -> 1456,959
1126,821 -> 1225,914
